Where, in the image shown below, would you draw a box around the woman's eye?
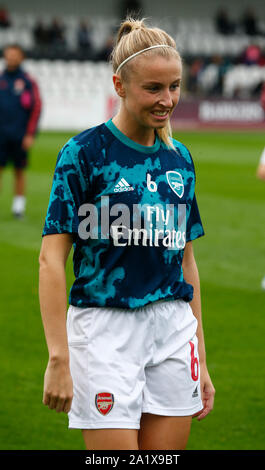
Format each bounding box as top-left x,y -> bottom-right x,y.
146,84 -> 180,92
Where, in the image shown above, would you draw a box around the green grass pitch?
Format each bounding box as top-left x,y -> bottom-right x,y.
0,129 -> 264,450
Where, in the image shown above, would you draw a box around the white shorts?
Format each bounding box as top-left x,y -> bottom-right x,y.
66,299 -> 203,430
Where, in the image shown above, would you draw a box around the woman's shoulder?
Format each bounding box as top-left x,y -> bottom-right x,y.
168,137 -> 194,167
70,122 -> 110,151
58,122 -> 112,162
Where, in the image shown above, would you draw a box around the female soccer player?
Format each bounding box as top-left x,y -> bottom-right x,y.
39,17 -> 215,450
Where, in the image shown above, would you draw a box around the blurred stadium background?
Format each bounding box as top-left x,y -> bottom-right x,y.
0,0 -> 264,450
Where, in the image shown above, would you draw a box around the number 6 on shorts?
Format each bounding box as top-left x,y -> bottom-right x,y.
189,341 -> 199,381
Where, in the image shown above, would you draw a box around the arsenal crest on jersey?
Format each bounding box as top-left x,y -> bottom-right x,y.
95,392 -> 114,416
166,171 -> 184,198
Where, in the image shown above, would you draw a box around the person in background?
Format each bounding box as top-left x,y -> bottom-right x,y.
257,147 -> 265,180
214,8 -> 235,35
49,18 -> 67,50
77,20 -> 92,49
242,44 -> 263,66
186,58 -> 205,95
256,82 -> 265,181
241,7 -> 261,36
77,20 -> 94,59
33,19 -> 51,50
256,82 -> 265,291
0,5 -> 11,28
0,44 -> 42,218
96,34 -> 115,61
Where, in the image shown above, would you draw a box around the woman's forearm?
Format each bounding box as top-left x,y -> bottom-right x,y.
39,259 -> 69,363
39,234 -> 74,413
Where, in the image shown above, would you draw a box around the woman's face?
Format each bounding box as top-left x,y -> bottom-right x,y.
117,54 -> 182,131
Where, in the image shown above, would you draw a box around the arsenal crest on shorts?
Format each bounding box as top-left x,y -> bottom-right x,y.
95,392 -> 114,416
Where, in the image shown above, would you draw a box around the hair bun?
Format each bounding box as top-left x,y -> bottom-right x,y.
117,18 -> 145,43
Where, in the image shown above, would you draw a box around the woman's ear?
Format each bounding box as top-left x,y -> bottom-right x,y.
113,74 -> 126,98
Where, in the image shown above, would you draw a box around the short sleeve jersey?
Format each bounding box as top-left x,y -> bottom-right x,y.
42,119 -> 204,309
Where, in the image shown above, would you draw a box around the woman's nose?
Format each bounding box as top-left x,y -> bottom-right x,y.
158,89 -> 174,108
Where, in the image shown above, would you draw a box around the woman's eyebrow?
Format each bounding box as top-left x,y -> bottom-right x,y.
143,78 -> 181,85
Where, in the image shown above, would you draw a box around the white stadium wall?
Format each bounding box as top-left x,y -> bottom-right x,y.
23,61 -> 119,131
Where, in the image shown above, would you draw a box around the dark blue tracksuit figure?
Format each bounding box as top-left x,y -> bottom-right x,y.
0,45 -> 42,217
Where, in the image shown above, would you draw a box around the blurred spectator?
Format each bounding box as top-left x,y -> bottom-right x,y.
96,34 -> 115,61
188,55 -> 231,97
49,18 -> 67,48
0,5 -> 11,28
259,49 -> 265,66
215,8 -> 235,35
256,82 -> 265,180
209,55 -> 230,96
260,81 -> 265,117
77,20 -> 93,52
241,44 -> 264,65
33,20 -> 51,48
186,58 -> 205,95
241,8 -> 261,36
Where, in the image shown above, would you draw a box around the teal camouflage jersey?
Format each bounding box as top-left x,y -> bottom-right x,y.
42,119 -> 204,308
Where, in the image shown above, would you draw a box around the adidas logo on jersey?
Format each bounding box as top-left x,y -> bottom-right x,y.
113,178 -> 134,192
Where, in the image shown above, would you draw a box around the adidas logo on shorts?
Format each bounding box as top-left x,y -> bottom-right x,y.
114,178 -> 134,192
192,386 -> 199,398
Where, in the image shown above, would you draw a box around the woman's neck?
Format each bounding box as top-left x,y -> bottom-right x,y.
112,113 -> 156,147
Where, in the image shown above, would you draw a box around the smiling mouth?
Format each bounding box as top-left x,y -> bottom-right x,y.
151,111 -> 170,118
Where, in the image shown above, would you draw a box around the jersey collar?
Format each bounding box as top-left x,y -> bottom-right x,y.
105,119 -> 161,154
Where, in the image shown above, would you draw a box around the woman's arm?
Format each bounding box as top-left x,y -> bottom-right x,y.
257,163 -> 265,180
39,233 -> 74,413
182,241 -> 215,421
257,148 -> 265,180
